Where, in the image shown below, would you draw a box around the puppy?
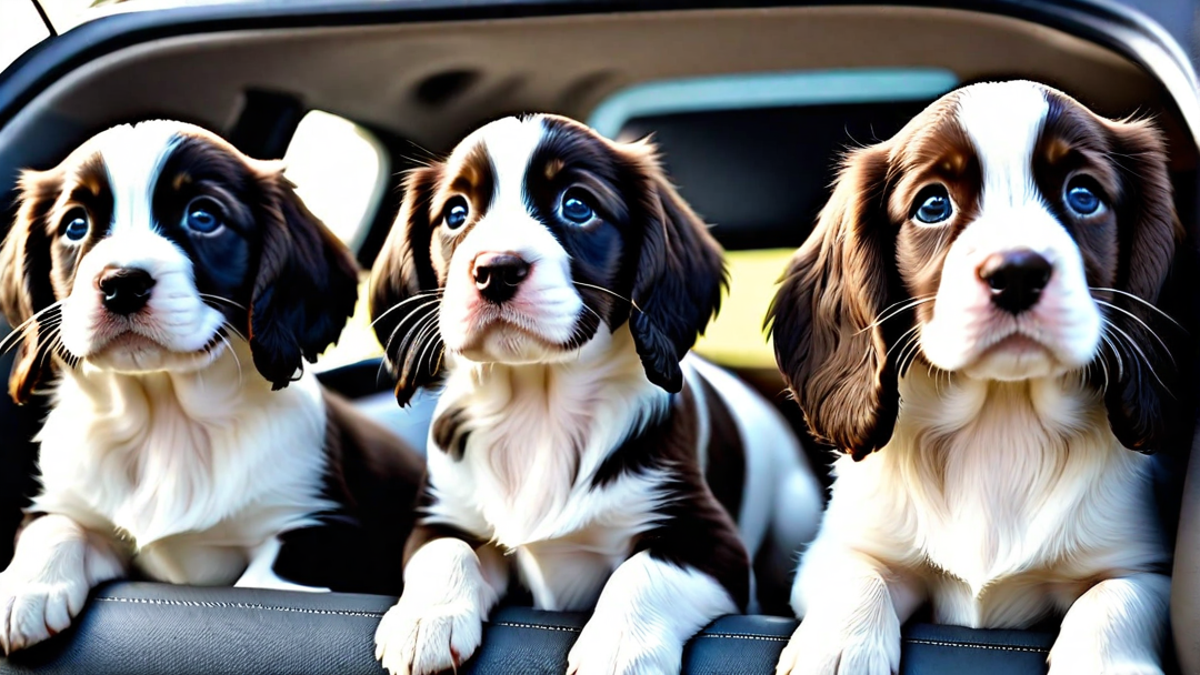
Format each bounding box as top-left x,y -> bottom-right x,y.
769,80 -> 1188,674
0,120 -> 423,654
369,114 -> 822,675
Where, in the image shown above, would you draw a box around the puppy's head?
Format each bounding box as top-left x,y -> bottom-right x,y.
0,120 -> 359,402
769,80 -> 1183,458
370,114 -> 724,405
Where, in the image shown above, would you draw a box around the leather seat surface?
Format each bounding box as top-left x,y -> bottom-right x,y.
0,582 -> 1059,675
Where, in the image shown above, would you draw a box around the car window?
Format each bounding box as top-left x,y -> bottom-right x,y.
284,109 -> 389,251
281,110 -> 390,370
591,68 -> 958,369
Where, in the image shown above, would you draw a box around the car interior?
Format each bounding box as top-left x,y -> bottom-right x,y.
1,1 -> 1198,673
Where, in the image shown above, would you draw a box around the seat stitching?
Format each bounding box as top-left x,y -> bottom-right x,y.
695,632 -> 790,643
94,596 -> 385,618
903,637 -> 1049,654
490,621 -> 581,634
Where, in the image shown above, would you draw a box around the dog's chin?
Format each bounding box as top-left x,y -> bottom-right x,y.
957,334 -> 1065,381
84,331 -> 226,374
927,332 -> 1093,382
454,322 -> 576,365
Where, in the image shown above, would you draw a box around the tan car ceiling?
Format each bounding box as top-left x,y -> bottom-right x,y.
1,5 -> 1194,168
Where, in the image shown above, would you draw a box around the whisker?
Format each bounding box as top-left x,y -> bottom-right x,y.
897,330 -> 923,375
886,324 -> 922,359
379,302 -> 443,357
1094,299 -> 1175,365
1107,321 -> 1169,393
404,318 -> 440,380
577,299 -> 604,326
371,292 -> 445,329
1089,287 -> 1184,330
858,296 -> 935,334
33,326 -> 65,376
388,308 -> 440,361
218,332 -> 244,387
220,321 -> 249,344
422,334 -> 445,378
1092,343 -> 1111,393
571,282 -> 643,313
1,303 -> 64,354
1099,327 -> 1126,381
198,293 -> 249,313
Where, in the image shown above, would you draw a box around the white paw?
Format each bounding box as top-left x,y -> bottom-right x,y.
567,611 -> 686,675
775,616 -> 899,675
373,538 -> 497,675
1048,629 -> 1163,675
373,597 -> 483,675
0,571 -> 89,654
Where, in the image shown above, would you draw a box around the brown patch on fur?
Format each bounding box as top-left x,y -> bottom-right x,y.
273,391 -> 425,595
697,374 -> 745,522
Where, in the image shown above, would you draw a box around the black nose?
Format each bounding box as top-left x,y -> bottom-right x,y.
97,267 -> 156,315
473,253 -> 530,304
978,250 -> 1052,314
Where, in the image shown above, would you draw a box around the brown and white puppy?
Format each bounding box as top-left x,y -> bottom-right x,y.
769,80 -> 1188,674
0,120 -> 423,654
369,114 -> 822,675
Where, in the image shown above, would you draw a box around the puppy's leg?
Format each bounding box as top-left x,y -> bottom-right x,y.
1048,573 -> 1169,675
0,514 -> 127,654
567,550 -> 737,675
374,528 -> 507,675
568,495 -> 744,675
776,536 -> 923,675
234,537 -> 329,593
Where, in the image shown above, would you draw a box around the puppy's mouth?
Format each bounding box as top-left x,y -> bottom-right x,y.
977,333 -> 1051,359
458,314 -> 570,358
86,327 -> 228,371
451,303 -> 596,363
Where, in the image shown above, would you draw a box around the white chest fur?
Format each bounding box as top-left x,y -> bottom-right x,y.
31,342 -> 332,584
422,330 -> 674,610
826,368 -> 1166,628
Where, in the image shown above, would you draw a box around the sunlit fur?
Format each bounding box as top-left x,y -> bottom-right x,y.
771,82 -> 1181,675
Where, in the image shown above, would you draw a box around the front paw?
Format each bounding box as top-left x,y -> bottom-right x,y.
0,571 -> 88,655
566,620 -> 682,675
1048,630 -> 1163,675
775,615 -> 899,675
374,598 -> 483,675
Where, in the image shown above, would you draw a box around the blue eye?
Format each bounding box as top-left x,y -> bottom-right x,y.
560,189 -> 594,224
1066,180 -> 1102,216
913,186 -> 953,224
62,209 -> 89,241
184,197 -> 223,234
444,197 -> 469,229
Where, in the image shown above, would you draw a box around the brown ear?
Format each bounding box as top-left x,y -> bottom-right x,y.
1,170 -> 63,404
767,145 -> 902,459
623,142 -> 726,393
248,168 -> 361,390
1097,118 -> 1187,453
369,165 -> 444,406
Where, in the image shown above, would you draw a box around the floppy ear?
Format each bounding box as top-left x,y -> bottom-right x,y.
1,170 -> 63,404
623,144 -> 726,393
767,145 -> 902,460
1097,118 -> 1188,453
369,165 -> 444,406
248,168 -> 361,390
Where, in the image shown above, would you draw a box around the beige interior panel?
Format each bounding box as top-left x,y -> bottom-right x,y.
1,5 -> 1191,168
